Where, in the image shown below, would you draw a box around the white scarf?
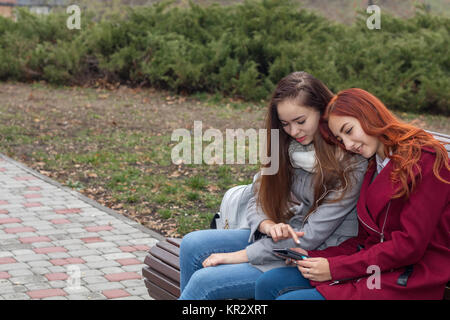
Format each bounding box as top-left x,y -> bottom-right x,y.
288,140 -> 316,173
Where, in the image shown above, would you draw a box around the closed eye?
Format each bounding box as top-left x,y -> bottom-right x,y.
281,120 -> 305,127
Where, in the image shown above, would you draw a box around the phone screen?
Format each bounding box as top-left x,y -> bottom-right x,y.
273,248 -> 309,260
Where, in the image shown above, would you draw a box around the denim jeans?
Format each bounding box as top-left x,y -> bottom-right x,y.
255,266 -> 325,300
179,229 -> 263,300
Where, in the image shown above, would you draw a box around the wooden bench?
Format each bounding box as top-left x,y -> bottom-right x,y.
142,131 -> 450,300
142,238 -> 182,300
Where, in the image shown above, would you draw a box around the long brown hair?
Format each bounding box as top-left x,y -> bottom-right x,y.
257,72 -> 356,223
324,88 -> 450,199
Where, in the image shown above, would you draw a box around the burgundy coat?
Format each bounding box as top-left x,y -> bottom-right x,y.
308,148 -> 450,299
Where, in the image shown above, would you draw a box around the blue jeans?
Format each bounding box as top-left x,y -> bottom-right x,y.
179,229 -> 263,300
255,267 -> 325,300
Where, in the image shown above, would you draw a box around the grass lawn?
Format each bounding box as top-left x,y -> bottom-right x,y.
0,82 -> 448,237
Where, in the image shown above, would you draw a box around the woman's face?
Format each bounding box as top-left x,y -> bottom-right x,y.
328,114 -> 384,159
277,99 -> 320,145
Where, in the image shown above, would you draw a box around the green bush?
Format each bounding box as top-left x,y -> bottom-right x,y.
0,0 -> 448,114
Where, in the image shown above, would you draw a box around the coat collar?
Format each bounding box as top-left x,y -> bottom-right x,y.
357,161 -> 397,233
365,160 -> 398,218
358,149 -> 430,230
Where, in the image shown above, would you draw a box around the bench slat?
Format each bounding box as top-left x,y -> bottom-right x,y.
142,266 -> 180,297
144,254 -> 180,283
431,133 -> 450,147
436,136 -> 450,144
428,130 -> 450,140
167,238 -> 182,247
157,241 -> 180,256
144,279 -> 177,300
150,246 -> 180,270
430,134 -> 450,155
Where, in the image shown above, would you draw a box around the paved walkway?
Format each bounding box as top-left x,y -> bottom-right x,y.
0,153 -> 164,300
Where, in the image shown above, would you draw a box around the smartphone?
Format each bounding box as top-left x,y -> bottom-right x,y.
273,248 -> 309,260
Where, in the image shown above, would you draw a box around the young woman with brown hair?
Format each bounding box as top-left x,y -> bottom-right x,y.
179,72 -> 367,300
255,88 -> 449,300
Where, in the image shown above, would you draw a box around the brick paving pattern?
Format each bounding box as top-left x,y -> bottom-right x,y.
0,154 -> 163,300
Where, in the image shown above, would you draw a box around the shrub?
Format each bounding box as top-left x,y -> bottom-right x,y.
0,1 -> 448,114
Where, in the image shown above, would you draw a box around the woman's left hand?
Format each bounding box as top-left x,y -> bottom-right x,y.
294,257 -> 332,282
202,250 -> 249,268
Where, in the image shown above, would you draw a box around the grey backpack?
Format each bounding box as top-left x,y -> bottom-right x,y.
213,184 -> 253,230
210,176 -> 304,230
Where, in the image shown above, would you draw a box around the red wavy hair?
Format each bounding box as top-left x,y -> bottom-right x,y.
322,88 -> 450,199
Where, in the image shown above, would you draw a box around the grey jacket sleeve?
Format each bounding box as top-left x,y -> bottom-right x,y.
245,171 -> 269,242
244,171 -> 298,264
245,157 -> 367,266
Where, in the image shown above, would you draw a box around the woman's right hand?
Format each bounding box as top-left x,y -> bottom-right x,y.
260,220 -> 303,244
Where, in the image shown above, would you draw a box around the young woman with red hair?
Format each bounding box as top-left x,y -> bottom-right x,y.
255,88 -> 450,300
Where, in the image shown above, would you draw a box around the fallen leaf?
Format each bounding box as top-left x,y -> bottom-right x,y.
169,171 -> 180,178
207,185 -> 220,192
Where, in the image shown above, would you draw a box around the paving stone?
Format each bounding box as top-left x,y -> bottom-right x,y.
66,291 -> 104,300
82,276 -> 108,284
12,249 -> 35,256
123,265 -> 146,273
1,292 -> 29,300
125,286 -> 150,297
0,251 -> 14,258
81,255 -> 106,263
30,267 -> 51,275
0,263 -> 29,272
10,274 -> 47,286
24,282 -> 52,291
47,266 -> 67,273
121,279 -> 144,288
27,288 -> 67,299
48,280 -> 69,289
28,260 -> 53,268
102,289 -> 130,299
97,247 -> 122,254
42,295 -> 68,300
86,281 -> 125,292
87,260 -> 121,270
34,246 -> 68,254
8,269 -> 33,277
68,249 -> 100,257
103,252 -> 136,260
15,254 -> 49,263
80,269 -> 104,277
84,241 -> 117,249
47,252 -> 71,259
104,272 -> 141,282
